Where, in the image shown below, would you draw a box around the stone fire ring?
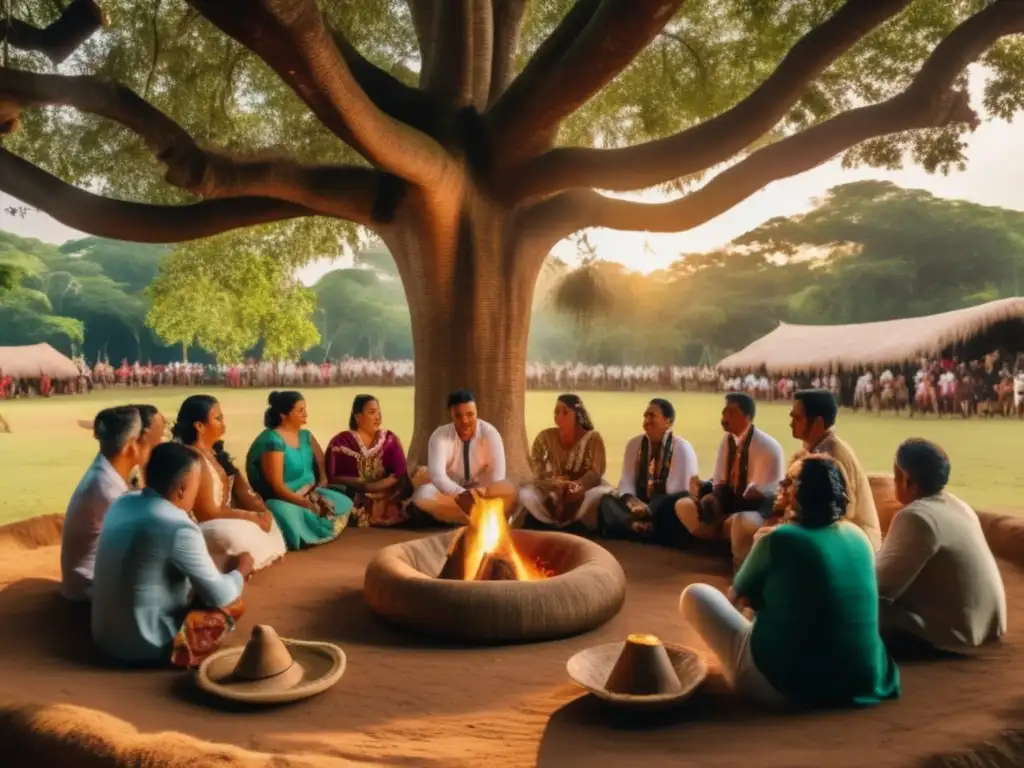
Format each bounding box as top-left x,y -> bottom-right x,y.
363,529 -> 627,644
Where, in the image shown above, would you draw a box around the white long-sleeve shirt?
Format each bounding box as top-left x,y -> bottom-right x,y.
427,420 -> 507,497
617,433 -> 699,499
712,426 -> 785,497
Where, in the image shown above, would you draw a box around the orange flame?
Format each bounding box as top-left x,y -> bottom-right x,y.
461,497 -> 546,581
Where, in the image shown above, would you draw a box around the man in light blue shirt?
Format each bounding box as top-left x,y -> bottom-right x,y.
91,442 -> 253,665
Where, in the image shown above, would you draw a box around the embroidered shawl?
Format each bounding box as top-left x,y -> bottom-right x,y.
634,431 -> 675,503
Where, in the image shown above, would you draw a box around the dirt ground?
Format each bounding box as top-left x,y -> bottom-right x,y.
1,513 -> 1023,768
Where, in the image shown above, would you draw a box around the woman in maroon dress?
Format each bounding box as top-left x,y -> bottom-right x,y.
326,394 -> 412,527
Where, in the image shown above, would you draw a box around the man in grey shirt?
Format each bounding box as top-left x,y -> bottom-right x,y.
61,407 -> 143,601
877,438 -> 1006,653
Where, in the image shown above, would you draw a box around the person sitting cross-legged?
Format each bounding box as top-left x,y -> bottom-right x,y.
61,406 -> 144,603
245,391 -> 353,550
680,455 -> 900,709
675,392 -> 785,565
595,398 -> 698,545
91,443 -> 253,668
410,389 -> 518,525
173,394 -> 287,571
519,394 -> 613,531
877,438 -> 1006,654
769,388 -> 882,552
326,394 -> 413,528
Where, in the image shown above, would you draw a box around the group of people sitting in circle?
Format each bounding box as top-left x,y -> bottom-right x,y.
60,386 -> 1007,710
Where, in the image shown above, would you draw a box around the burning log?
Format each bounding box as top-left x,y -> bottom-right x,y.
437,529 -> 471,580
436,497 -> 555,582
474,553 -> 519,582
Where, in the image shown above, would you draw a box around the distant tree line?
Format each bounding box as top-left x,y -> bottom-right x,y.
1,181 -> 1021,366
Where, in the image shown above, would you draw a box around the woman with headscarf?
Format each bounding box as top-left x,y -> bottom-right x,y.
518,394 -> 612,530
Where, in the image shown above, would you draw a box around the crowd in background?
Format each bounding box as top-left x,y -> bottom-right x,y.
2,352 -> 1023,419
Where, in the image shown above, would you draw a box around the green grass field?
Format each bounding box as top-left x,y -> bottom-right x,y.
1,387 -> 1021,525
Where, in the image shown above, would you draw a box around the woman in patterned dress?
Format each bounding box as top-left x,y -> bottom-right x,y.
326,394 -> 412,527
518,394 -> 612,531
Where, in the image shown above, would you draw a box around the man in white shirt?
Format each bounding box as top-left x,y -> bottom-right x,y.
675,392 -> 786,565
61,406 -> 145,602
596,398 -> 698,546
410,389 -> 517,525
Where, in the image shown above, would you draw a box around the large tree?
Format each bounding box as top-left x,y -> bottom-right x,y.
2,0 -> 1024,473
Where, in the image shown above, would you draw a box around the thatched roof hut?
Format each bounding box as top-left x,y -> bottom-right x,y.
717,297 -> 1024,375
0,343 -> 80,380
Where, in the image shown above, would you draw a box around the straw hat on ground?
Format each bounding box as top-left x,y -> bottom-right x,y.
197,625 -> 345,704
566,634 -> 707,711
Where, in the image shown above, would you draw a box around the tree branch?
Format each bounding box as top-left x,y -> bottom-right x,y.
504,0 -> 913,202
423,0 -> 476,108
407,0 -> 436,84
527,0 -> 1024,246
469,0 -> 494,110
486,0 -> 682,166
419,0 -> 493,110
0,68 -> 388,226
484,0 -> 600,140
185,0 -> 448,188
4,0 -> 104,64
0,148 -> 311,244
488,0 -> 527,106
328,27 -> 441,135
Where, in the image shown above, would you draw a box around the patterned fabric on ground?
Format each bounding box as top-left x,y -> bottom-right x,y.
170,598 -> 245,669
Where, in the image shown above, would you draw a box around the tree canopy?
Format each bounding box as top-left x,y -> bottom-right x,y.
1,1 -> 1022,248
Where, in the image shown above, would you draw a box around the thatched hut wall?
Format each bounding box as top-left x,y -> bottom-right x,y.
716,297 -> 1024,375
0,344 -> 80,380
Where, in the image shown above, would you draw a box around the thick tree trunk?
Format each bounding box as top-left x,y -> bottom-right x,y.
383,192 -> 541,481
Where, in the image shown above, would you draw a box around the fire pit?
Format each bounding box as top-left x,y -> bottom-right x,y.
363,498 -> 626,644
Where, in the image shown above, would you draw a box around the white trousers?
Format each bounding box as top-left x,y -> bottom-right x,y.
679,583 -> 785,705
411,481 -> 518,526
518,484 -> 612,529
411,483 -> 470,525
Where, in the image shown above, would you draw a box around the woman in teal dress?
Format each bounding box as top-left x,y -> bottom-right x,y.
245,391 -> 352,550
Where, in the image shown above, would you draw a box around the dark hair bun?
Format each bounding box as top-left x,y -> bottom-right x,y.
264,390 -> 303,429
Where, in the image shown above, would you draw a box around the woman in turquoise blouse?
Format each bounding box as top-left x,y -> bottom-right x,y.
246,391 -> 352,550
680,454 -> 900,709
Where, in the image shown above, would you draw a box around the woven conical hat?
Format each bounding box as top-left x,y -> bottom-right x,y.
567,635 -> 707,711
197,625 -> 345,705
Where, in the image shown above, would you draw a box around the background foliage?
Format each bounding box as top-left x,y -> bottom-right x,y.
1,181 -> 1022,364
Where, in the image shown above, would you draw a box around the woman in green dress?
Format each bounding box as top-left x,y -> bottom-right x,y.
245,391 -> 352,550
